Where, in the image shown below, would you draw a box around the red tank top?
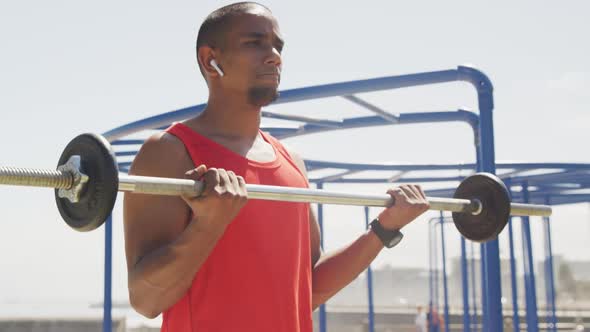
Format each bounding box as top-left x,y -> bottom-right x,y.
161,123 -> 313,332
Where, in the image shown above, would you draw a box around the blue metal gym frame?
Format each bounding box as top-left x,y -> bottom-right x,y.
427,169 -> 590,332
98,65 -> 589,332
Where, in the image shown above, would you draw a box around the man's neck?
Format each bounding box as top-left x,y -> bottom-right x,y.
193,93 -> 262,140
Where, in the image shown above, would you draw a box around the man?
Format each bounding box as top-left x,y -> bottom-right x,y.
428,306 -> 444,332
123,2 -> 429,331
415,305 -> 427,332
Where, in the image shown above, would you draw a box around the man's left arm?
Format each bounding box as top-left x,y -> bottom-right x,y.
287,148 -> 429,309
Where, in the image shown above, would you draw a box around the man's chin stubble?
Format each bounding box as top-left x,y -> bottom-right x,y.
247,86 -> 279,107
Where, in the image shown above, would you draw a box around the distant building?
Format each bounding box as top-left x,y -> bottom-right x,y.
327,265 -> 431,309
324,256 -> 590,312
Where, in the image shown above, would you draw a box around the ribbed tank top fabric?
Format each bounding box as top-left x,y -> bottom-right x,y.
160,122 -> 313,332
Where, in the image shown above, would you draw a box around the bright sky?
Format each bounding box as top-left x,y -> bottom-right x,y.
1,0 -> 589,319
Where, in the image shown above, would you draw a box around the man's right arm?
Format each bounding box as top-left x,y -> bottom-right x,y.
123,133 -> 240,318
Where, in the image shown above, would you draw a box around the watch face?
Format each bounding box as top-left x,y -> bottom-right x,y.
387,232 -> 403,248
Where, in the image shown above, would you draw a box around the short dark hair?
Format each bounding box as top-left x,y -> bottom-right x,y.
195,2 -> 271,78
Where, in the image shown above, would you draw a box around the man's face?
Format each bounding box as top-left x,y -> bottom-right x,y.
218,10 -> 284,107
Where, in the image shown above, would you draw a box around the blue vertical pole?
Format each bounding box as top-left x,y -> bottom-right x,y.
470,242 -> 478,332
103,215 -> 112,332
440,213 -> 450,332
317,183 -> 327,332
461,236 -> 472,332
471,67 -> 503,332
473,103 -> 486,332
479,243 -> 488,332
433,219 -> 439,331
364,206 -> 375,332
429,219 -> 435,330
521,182 -> 539,332
508,217 -> 520,332
543,197 -> 557,332
506,180 -> 520,332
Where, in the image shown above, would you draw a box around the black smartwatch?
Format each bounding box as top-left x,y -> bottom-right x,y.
370,218 -> 403,248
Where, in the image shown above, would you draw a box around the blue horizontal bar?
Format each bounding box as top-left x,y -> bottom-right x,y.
306,161 -> 590,173
306,160 -> 475,172
102,104 -> 206,142
273,110 -> 479,139
115,151 -> 138,157
102,66 -> 490,142
110,139 -> 145,146
273,69 -> 460,104
309,176 -> 465,183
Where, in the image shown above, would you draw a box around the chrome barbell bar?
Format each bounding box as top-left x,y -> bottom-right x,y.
0,163 -> 552,217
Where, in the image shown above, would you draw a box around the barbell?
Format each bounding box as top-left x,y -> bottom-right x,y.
0,133 -> 552,242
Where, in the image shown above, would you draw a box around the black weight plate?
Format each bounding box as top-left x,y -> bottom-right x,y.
54,133 -> 119,232
452,173 -> 510,243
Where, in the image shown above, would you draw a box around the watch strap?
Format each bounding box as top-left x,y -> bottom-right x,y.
370,218 -> 404,248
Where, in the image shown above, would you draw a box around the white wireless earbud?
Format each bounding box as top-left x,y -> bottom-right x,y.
210,59 -> 224,77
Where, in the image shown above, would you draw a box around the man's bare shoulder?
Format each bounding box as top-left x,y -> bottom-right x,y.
129,132 -> 193,178
282,143 -> 308,178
